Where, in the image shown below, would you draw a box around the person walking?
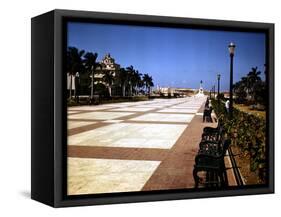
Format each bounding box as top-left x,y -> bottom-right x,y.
225,99 -> 230,113
205,97 -> 210,108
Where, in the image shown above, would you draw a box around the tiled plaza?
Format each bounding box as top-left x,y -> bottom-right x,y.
67,96 -> 234,195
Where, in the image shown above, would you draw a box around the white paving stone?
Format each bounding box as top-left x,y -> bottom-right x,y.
109,107 -> 155,112
68,111 -> 81,114
68,123 -> 187,149
130,113 -> 194,123
157,108 -> 198,113
68,121 -> 96,129
133,104 -> 167,108
68,105 -> 115,111
70,111 -> 134,120
68,158 -> 160,195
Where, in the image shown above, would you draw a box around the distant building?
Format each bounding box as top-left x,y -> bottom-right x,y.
95,53 -> 120,80
175,88 -> 197,96
156,86 -> 196,97
89,54 -> 124,96
156,86 -> 175,96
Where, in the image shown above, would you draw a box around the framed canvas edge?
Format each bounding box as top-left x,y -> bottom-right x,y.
51,9 -> 274,207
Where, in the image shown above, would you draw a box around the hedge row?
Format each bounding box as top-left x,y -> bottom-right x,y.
211,99 -> 267,183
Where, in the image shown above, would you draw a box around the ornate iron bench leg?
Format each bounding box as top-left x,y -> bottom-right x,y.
223,168 -> 229,187
193,168 -> 200,188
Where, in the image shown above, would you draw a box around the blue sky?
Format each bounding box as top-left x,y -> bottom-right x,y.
67,22 -> 266,91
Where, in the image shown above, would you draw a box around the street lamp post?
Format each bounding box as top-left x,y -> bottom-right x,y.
217,74 -> 221,99
217,74 -> 221,115
228,42 -> 236,117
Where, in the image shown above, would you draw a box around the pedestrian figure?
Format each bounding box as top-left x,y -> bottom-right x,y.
225,100 -> 230,113
203,98 -> 213,122
205,97 -> 209,108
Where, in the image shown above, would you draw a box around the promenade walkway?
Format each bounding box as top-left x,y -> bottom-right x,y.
67,96 -> 235,195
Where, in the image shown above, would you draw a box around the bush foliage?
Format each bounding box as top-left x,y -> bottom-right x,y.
212,99 -> 267,183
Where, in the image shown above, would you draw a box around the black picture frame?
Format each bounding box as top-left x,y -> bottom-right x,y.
31,9 -> 274,207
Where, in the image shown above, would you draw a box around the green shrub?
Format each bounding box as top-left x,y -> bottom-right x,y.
212,99 -> 267,183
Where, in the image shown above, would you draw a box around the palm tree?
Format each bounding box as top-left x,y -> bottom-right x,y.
142,73 -> 154,95
132,70 -> 142,95
247,67 -> 261,100
233,80 -> 247,103
235,76 -> 250,100
102,71 -> 114,97
67,47 -> 85,99
234,67 -> 264,104
116,68 -> 128,97
148,75 -> 154,95
136,71 -> 144,95
83,52 -> 101,101
126,65 -> 135,96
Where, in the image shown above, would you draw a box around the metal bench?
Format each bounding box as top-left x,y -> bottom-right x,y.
201,122 -> 224,142
203,107 -> 213,122
193,136 -> 231,188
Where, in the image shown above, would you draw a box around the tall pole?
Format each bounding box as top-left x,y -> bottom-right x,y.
90,66 -> 94,104
91,72 -> 94,99
69,73 -> 72,99
217,74 -> 220,98
217,74 -> 221,115
229,53 -> 234,117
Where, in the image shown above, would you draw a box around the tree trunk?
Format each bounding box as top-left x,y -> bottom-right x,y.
74,79 -> 76,98
122,85 -> 126,97
90,71 -> 94,99
108,86 -> 112,97
69,74 -> 72,99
